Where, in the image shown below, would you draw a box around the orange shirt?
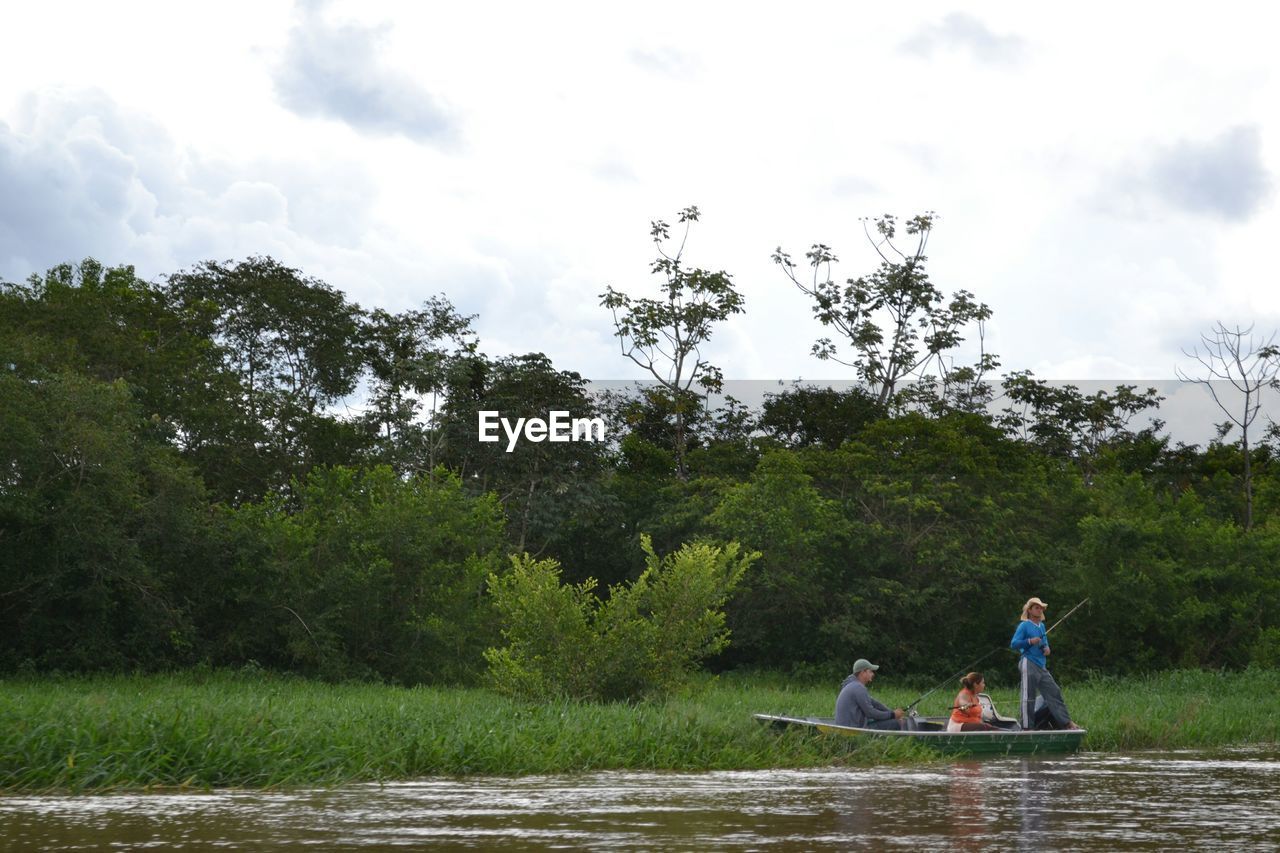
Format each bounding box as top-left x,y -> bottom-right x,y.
951,688 -> 983,725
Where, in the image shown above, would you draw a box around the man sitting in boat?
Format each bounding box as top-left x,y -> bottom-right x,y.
835,658 -> 905,730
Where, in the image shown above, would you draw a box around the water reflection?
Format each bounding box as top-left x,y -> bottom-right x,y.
2,749 -> 1278,850
947,761 -> 989,847
1014,757 -> 1052,847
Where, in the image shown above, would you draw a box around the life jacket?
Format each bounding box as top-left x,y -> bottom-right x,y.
951,688 -> 983,725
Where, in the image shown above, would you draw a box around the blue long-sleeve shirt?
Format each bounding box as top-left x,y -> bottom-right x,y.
1010,619 -> 1049,668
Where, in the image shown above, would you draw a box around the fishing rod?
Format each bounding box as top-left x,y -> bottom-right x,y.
1046,597 -> 1090,635
904,645 -> 1006,714
904,596 -> 1091,714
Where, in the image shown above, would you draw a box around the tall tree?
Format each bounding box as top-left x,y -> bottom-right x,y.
0,259 -> 236,453
361,298 -> 476,474
436,352 -> 612,555
773,212 -> 994,409
601,206 -> 745,478
1176,322 -> 1280,530
166,256 -> 366,501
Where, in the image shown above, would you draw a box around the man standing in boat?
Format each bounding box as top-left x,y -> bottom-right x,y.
1010,597 -> 1081,730
835,659 -> 905,730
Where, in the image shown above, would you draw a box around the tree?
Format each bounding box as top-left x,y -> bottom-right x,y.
0,368 -> 211,671
758,384 -> 886,450
601,206 -> 745,478
0,259 -> 237,455
709,451 -> 849,667
598,385 -> 759,480
1,264 -> 223,671
998,372 -> 1164,485
1177,322 -> 1280,530
1071,471 -> 1280,672
360,298 -> 476,474
436,352 -> 613,555
166,257 -> 367,501
773,213 -> 994,409
804,411 -> 1085,673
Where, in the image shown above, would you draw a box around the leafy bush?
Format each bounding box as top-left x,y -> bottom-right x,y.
218,466 -> 505,683
485,535 -> 756,701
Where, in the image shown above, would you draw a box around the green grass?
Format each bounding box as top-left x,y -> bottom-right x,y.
1,668 -> 1276,792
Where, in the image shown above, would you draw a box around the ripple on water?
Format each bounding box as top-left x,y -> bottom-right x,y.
2,749 -> 1279,850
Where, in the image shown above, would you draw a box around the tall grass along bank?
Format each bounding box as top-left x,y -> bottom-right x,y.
2,669 -> 1276,792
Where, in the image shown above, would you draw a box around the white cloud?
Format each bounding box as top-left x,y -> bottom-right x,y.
1144,126 -> 1272,221
629,46 -> 703,79
273,1 -> 455,144
0,89 -> 382,282
900,12 -> 1026,66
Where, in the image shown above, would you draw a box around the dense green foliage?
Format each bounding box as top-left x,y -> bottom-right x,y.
4,240 -> 1280,685
485,537 -> 755,700
214,466 -> 506,683
2,670 -> 1276,791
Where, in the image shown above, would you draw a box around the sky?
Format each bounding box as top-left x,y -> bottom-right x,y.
3,1 -> 1279,408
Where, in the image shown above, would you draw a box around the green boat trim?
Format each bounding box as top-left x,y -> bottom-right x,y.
753,714 -> 1086,756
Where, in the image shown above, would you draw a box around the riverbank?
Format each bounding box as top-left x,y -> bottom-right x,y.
2,669 -> 1276,791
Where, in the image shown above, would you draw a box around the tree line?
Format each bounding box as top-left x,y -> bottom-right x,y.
3,211 -> 1280,691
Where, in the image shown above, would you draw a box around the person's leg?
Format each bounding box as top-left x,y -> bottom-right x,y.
1019,657 -> 1039,729
1036,670 -> 1072,728
866,717 -> 903,731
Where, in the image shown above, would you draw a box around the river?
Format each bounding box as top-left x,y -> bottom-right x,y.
2,749 -> 1278,850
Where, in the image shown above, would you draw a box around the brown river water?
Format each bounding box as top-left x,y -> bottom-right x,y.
2,749 -> 1278,850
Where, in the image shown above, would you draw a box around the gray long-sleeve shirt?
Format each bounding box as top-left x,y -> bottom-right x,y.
834,675 -> 895,728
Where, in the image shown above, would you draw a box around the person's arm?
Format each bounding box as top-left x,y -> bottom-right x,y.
1010,621 -> 1029,651
853,684 -> 895,721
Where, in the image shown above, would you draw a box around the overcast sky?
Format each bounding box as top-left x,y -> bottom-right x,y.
3,1 -> 1279,393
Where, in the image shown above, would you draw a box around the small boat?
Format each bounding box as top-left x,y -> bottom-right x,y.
754,694 -> 1085,756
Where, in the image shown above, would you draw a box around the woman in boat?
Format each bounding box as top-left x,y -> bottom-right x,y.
947,672 -> 1000,732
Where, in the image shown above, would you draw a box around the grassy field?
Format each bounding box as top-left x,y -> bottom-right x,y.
2,668 -> 1276,792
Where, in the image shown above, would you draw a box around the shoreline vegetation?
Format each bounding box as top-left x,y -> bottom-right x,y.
3,669 -> 1277,793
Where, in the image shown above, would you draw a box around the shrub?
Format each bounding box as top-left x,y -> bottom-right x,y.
217,466 -> 505,683
485,535 -> 756,701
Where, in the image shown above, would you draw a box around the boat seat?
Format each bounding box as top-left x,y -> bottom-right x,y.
978,692 -> 1021,730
